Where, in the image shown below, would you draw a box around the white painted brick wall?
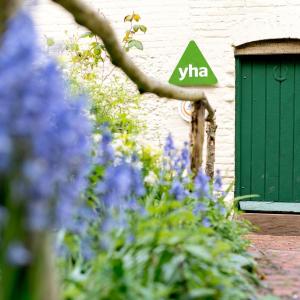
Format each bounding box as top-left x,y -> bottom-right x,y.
23,0 -> 300,184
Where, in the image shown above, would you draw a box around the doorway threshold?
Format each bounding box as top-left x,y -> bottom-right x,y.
239,201 -> 300,213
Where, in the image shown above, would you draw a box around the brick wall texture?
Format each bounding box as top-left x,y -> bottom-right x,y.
23,0 -> 300,183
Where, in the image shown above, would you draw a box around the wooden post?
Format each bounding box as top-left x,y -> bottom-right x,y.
190,101 -> 205,176
205,120 -> 217,179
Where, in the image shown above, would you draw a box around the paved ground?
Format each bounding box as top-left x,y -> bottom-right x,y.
248,234 -> 300,299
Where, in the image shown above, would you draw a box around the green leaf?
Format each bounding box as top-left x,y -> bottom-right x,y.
128,39 -> 143,50
163,254 -> 185,282
124,14 -> 133,22
93,48 -> 101,55
184,245 -> 211,260
234,194 -> 259,201
230,254 -> 253,268
189,288 -> 216,298
80,31 -> 94,38
133,25 -> 140,32
46,37 -> 55,47
211,241 -> 231,255
139,25 -> 147,33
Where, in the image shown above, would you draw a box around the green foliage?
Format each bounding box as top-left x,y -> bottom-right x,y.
59,189 -> 260,300
58,12 -> 148,134
90,78 -> 142,134
63,11 -> 147,83
57,135 -> 262,300
49,11 -> 268,300
123,12 -> 147,52
45,36 -> 55,47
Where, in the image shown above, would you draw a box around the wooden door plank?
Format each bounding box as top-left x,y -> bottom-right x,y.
251,60 -> 266,201
240,60 -> 252,196
294,61 -> 300,202
279,59 -> 295,202
235,58 -> 242,196
265,61 -> 281,202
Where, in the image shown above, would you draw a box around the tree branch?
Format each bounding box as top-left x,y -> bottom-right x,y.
51,0 -> 216,122
0,0 -> 22,37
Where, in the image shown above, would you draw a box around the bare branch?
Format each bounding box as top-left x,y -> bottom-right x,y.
51,0 -> 215,122
0,0 -> 22,37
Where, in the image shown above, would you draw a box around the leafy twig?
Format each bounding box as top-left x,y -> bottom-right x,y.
51,0 -> 215,123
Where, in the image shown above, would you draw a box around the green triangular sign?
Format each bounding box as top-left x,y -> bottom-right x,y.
169,40 -> 217,86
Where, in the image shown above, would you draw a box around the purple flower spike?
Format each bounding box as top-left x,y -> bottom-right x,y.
6,242 -> 31,266
194,169 -> 211,199
193,203 -> 207,215
214,169 -> 223,192
169,180 -> 188,201
202,217 -> 211,228
164,133 -> 175,157
0,12 -> 92,235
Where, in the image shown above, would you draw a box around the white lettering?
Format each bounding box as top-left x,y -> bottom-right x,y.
178,65 -> 208,80
179,67 -> 188,81
188,64 -> 198,77
199,67 -> 208,77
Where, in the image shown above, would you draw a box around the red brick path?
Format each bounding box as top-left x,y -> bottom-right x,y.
248,234 -> 300,299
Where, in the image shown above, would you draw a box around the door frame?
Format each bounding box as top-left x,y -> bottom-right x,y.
235,39 -> 300,213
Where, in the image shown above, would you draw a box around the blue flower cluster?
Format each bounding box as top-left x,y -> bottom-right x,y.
163,134 -> 190,176
93,127 -> 145,234
0,11 -> 92,236
162,134 -> 225,227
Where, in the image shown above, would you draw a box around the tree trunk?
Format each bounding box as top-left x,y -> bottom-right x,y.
0,0 -> 22,37
0,179 -> 58,300
190,101 -> 205,176
205,121 -> 217,179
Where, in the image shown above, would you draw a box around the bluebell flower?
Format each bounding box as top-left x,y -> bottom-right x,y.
96,148 -> 145,232
220,206 -> 227,216
194,169 -> 211,199
180,142 -> 190,171
215,203 -> 227,216
127,234 -> 135,244
97,127 -> 115,165
193,202 -> 207,215
80,237 -> 95,260
214,169 -> 223,192
6,242 -> 31,266
164,133 -> 175,158
169,180 -> 188,201
202,217 -> 211,228
97,161 -> 145,208
0,11 -> 92,237
0,133 -> 12,170
172,141 -> 191,178
55,242 -> 69,258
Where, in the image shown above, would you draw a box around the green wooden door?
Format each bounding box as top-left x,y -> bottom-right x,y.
236,55 -> 300,212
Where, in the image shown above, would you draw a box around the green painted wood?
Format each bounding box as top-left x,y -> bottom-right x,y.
294,62 -> 300,202
265,60 -> 280,201
279,58 -> 295,202
251,59 -> 266,201
236,55 -> 300,207
239,201 -> 300,213
240,60 -> 252,196
235,57 -> 241,196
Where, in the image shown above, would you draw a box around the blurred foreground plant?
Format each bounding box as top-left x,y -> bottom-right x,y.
0,11 -> 92,300
59,133 -> 259,300
0,7 -> 261,300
